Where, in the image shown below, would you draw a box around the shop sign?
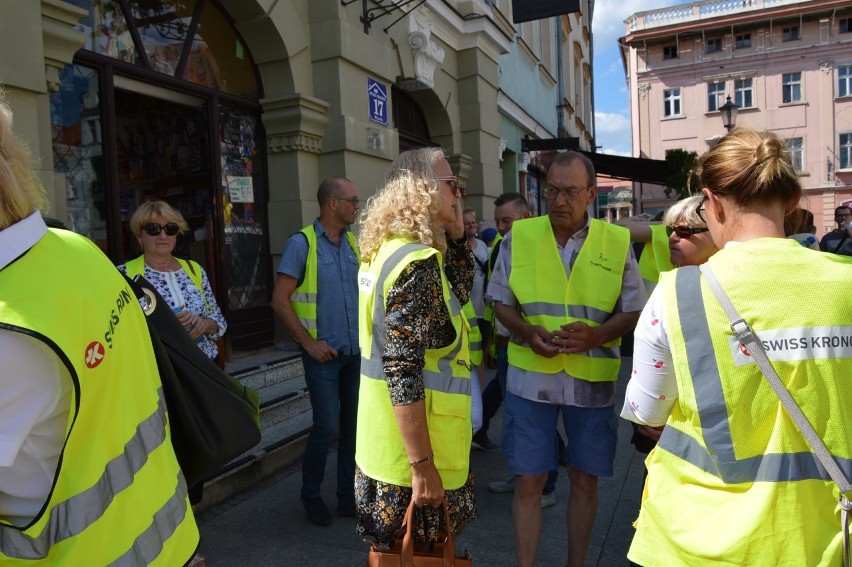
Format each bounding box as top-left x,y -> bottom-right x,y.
227,176 -> 254,203
368,78 -> 388,126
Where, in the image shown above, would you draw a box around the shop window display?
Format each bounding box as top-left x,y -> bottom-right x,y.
220,107 -> 269,310
50,65 -> 109,249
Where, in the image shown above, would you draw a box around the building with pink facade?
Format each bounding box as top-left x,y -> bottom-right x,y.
621,0 -> 852,235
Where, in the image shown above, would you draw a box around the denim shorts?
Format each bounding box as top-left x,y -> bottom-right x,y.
502,391 -> 618,478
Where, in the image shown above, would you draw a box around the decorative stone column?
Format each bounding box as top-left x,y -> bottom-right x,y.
262,93 -> 330,253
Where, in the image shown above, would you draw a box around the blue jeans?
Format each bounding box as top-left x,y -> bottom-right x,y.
300,351 -> 360,506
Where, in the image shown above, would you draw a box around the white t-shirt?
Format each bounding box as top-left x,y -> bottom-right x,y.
0,212 -> 71,526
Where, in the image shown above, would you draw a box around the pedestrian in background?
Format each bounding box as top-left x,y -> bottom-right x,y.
481,226 -> 498,248
819,205 -> 852,256
784,207 -> 819,250
0,95 -> 199,564
628,194 -> 718,454
622,127 -> 852,566
271,177 -> 361,527
489,153 -> 644,567
354,147 -> 476,548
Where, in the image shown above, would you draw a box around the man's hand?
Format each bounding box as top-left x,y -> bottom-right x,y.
637,425 -> 664,441
304,338 -> 338,363
523,325 -> 560,358
410,460 -> 445,508
552,321 -> 602,354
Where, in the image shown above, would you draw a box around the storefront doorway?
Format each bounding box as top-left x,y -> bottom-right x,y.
50,0 -> 274,356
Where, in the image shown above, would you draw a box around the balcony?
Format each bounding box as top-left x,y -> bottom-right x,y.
626,0 -> 805,32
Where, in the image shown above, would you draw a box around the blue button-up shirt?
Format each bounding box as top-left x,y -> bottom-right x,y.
277,219 -> 360,355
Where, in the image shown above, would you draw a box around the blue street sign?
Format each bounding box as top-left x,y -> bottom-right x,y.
368,78 -> 388,126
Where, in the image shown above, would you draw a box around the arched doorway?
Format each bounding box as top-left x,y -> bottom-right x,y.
392,86 -> 436,151
49,0 -> 273,355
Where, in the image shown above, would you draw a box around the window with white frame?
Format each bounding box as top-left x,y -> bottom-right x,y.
839,65 -> 852,98
735,33 -> 751,49
707,82 -> 725,111
663,44 -> 678,60
785,138 -> 803,171
706,37 -> 722,53
664,88 -> 682,117
840,133 -> 852,170
735,78 -> 754,108
782,72 -> 802,103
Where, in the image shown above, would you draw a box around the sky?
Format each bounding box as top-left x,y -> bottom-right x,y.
592,0 -> 691,156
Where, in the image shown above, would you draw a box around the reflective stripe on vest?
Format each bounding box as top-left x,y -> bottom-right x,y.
483,233 -> 502,325
292,224 -> 359,339
637,224 -> 674,297
356,238 -> 472,490
508,217 -> 627,381
359,242 -> 470,397
0,228 -> 197,565
658,265 -> 852,483
0,389 -> 185,559
463,301 -> 483,366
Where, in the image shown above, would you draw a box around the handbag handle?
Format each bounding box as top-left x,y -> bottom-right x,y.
698,264 -> 852,567
399,499 -> 456,567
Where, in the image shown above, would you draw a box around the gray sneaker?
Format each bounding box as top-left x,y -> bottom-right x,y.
540,491 -> 557,509
488,476 -> 516,493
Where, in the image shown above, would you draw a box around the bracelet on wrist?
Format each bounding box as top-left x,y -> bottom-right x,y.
409,452 -> 434,467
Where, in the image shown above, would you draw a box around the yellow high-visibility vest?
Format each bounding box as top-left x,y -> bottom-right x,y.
356,237 -> 472,489
0,229 -> 198,565
629,238 -> 852,567
637,224 -> 674,297
291,223 -> 359,339
507,216 -> 629,381
463,301 -> 482,366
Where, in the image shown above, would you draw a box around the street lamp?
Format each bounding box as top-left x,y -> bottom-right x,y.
719,96 -> 739,132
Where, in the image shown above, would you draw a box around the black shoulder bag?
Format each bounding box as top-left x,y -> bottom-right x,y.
123,272 -> 261,487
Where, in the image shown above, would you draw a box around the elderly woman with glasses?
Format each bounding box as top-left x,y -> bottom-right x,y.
118,200 -> 227,362
621,128 -> 852,566
662,194 -> 719,268
354,147 -> 477,550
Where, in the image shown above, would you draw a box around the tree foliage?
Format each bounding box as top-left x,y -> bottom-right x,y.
664,149 -> 701,200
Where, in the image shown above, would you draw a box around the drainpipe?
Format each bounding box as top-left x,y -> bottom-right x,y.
557,14 -> 565,136
589,0 -> 596,153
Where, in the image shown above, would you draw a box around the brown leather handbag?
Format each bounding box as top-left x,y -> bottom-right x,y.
366,500 -> 472,567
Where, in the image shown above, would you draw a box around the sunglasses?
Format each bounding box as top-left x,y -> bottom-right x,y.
666,225 -> 710,238
143,223 -> 180,237
334,196 -> 360,206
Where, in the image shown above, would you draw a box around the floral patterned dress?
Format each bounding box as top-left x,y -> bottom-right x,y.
355,237 -> 477,547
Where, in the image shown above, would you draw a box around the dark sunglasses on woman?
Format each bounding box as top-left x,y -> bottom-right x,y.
666,225 -> 710,238
143,222 -> 180,237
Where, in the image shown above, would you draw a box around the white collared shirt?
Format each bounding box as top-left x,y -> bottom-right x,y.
0,212 -> 71,525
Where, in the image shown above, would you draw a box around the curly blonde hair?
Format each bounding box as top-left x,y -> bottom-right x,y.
0,97 -> 46,230
358,147 -> 449,261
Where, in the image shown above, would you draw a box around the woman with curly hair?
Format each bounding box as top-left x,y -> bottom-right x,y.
354,147 -> 477,548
